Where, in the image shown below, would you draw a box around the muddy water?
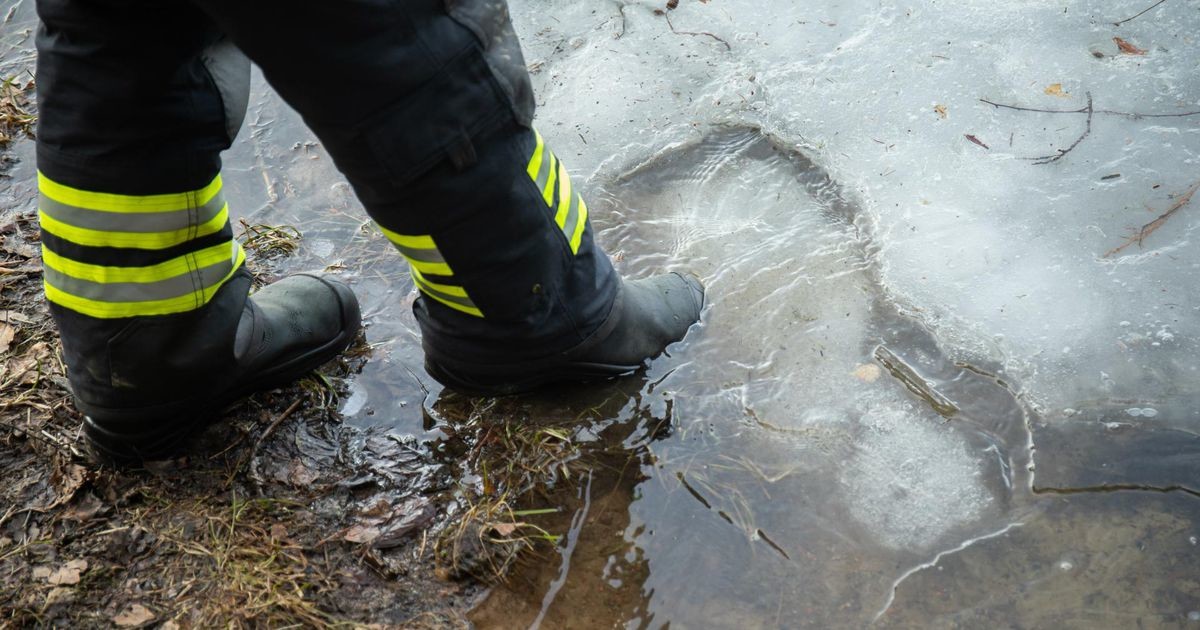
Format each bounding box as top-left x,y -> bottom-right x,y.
3,0 -> 1199,625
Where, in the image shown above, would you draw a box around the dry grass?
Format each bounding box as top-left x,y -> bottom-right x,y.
431,397 -> 584,583
237,219 -> 303,259
0,75 -> 35,147
120,492 -> 352,629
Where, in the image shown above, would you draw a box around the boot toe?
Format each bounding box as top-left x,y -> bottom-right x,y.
671,271 -> 706,318
294,273 -> 362,333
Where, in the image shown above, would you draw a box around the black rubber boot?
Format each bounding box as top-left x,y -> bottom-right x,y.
423,272 -> 704,396
80,273 -> 361,463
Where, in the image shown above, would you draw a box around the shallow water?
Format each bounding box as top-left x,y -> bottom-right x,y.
3,0 -> 1200,626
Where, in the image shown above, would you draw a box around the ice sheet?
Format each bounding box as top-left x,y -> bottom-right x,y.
511,0 -> 1200,415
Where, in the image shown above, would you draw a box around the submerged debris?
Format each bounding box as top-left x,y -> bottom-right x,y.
1104,180 -> 1199,257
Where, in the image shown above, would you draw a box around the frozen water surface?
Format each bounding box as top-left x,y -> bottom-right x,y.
2,0 -> 1199,626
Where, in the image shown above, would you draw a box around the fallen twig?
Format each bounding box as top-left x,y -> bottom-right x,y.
1113,0 -> 1169,26
663,13 -> 731,51
248,398 -> 304,487
980,97 -> 1200,120
1026,92 -> 1093,165
1104,180 -> 1199,257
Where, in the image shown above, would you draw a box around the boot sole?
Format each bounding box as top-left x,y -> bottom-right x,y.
82,291 -> 361,464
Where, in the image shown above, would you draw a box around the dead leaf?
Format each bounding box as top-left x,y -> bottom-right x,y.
0,323 -> 14,355
7,341 -> 53,387
61,492 -> 106,523
933,104 -> 947,119
48,458 -> 89,509
47,559 -> 88,585
44,587 -> 76,606
269,523 -> 288,541
160,621 -> 181,630
666,0 -> 679,8
491,522 -> 520,537
344,525 -> 381,545
113,604 -> 156,627
0,310 -> 32,325
32,566 -> 51,580
965,134 -> 990,150
1114,37 -> 1147,55
345,496 -> 434,549
852,364 -> 882,383
1043,83 -> 1069,98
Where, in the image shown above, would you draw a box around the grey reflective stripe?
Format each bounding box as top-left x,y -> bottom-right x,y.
395,244 -> 446,265
560,193 -> 581,243
38,192 -> 226,233
413,275 -> 478,311
534,152 -> 556,198
42,256 -> 234,303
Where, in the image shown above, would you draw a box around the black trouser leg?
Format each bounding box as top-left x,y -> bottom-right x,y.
35,0 -> 254,412
36,0 -> 364,462
189,0 -> 622,365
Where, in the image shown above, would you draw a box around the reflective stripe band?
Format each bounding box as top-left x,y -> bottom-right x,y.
44,243 -> 246,319
524,129 -> 590,254
530,131 -> 557,207
44,251 -> 236,303
38,190 -> 226,234
410,266 -> 483,318
377,224 -> 454,276
37,172 -> 223,213
553,160 -> 573,227
42,241 -> 239,284
541,153 -> 558,207
567,196 -> 589,254
38,204 -> 230,250
527,129 -> 546,182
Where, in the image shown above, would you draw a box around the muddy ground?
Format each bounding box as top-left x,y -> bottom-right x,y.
0,222 -> 481,629
0,78 -> 580,628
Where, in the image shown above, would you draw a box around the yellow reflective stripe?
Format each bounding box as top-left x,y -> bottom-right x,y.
527,129 -> 546,181
569,196 -> 589,254
37,171 -> 223,213
542,154 -> 558,207
377,225 -> 455,275
411,267 -> 469,297
39,204 -> 229,250
410,267 -> 483,318
41,241 -> 238,284
407,258 -> 453,276
421,294 -> 482,318
554,161 -> 573,228
43,246 -> 246,319
377,225 -> 436,250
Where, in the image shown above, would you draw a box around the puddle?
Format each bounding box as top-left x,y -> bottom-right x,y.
464,130 -> 1026,627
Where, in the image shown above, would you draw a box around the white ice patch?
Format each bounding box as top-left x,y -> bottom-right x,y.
841,403 -> 993,551
511,0 -> 1200,417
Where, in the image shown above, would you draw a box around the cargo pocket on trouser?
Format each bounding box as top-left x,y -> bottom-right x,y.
443,0 -> 536,127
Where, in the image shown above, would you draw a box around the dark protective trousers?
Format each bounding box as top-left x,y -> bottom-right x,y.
35,0 -> 620,413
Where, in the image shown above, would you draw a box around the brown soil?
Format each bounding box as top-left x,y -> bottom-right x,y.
0,164 -> 485,628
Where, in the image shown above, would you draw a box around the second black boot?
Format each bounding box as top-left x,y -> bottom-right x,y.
70,272 -> 361,463
423,273 -> 704,396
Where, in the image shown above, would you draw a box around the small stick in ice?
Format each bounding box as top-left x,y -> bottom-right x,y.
1104,181 -> 1200,257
